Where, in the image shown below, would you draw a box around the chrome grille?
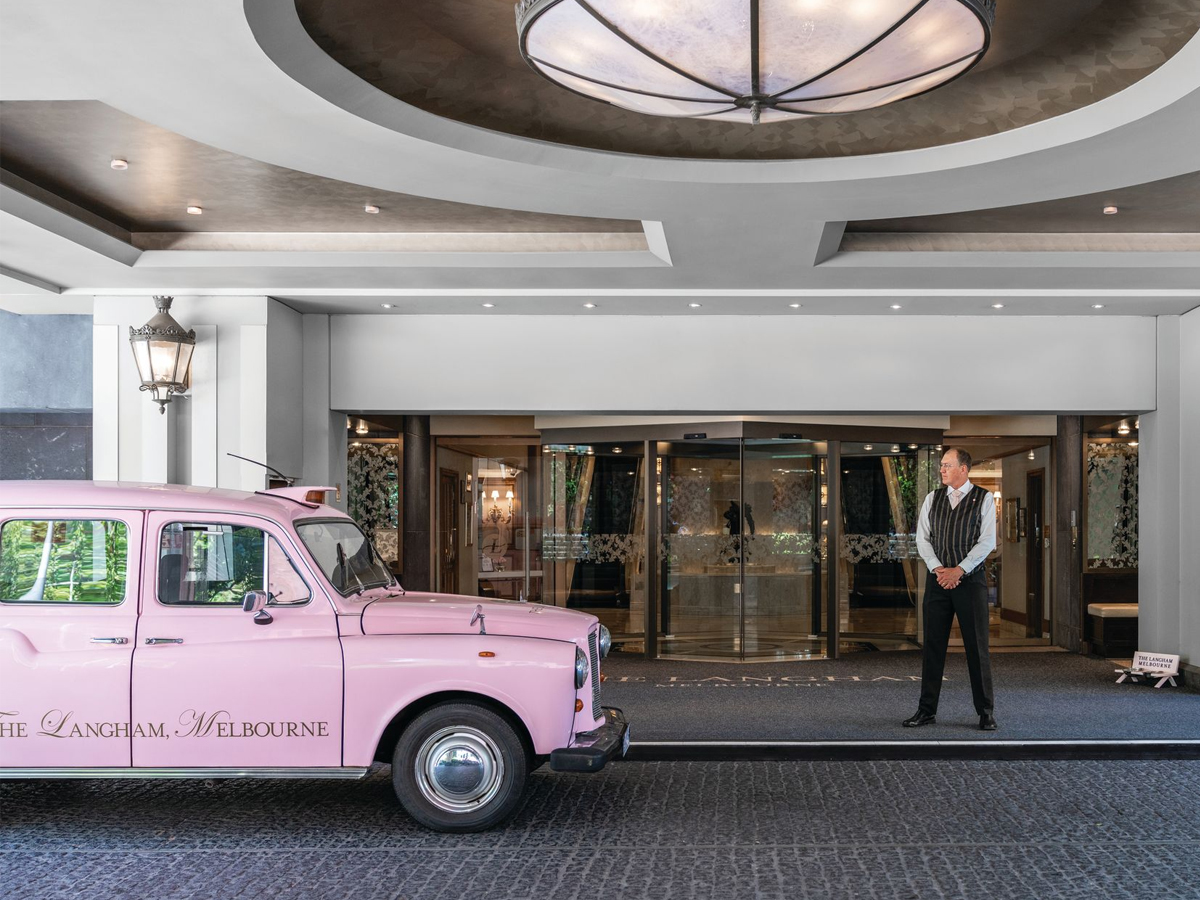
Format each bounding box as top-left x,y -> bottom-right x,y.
588,630 -> 601,720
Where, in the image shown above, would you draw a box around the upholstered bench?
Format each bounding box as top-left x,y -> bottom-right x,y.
1087,602 -> 1138,656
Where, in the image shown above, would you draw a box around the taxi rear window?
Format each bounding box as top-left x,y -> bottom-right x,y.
0,519 -> 128,604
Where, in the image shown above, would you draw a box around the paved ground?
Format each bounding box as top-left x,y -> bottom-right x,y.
3,760 -> 1198,900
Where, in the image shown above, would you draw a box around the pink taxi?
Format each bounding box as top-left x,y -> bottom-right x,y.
0,481 -> 627,832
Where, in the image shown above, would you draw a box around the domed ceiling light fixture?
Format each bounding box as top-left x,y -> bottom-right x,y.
516,0 -> 994,124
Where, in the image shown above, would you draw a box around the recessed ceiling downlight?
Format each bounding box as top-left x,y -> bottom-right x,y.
516,0 -> 995,124
364,204 -> 380,214
110,158 -> 128,170
186,206 -> 203,215
1103,206 -> 1119,215
482,303 -> 496,308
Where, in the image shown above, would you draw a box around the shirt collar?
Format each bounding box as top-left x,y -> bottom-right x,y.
947,479 -> 973,495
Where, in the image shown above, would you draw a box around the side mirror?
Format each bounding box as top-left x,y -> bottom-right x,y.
242,590 -> 268,613
242,590 -> 273,625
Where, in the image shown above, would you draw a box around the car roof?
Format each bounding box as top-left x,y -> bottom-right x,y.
0,481 -> 346,524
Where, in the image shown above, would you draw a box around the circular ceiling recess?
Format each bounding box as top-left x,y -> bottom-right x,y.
295,0 -> 1200,160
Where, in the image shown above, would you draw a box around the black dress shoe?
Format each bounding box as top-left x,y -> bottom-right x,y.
902,711 -> 936,727
979,713 -> 998,731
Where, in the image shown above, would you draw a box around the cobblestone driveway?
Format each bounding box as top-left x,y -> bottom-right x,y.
3,760 -> 1198,900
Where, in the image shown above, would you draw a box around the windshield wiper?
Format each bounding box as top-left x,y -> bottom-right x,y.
336,542 -> 365,595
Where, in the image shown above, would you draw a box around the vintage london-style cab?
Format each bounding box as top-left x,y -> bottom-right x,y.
0,481 -> 628,831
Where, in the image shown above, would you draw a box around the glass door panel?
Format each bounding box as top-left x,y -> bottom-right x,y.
837,442 -> 936,648
434,439 -> 542,603
658,440 -> 742,660
543,442 -> 646,641
742,440 -> 825,660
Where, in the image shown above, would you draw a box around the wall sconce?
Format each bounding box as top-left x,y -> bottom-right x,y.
485,487 -> 514,524
129,296 -> 195,414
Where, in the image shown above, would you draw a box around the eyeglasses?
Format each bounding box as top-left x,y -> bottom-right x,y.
938,463 -> 964,469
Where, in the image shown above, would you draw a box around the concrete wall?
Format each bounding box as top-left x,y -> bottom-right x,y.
1139,307 -> 1199,684
0,310 -> 92,411
332,316 -> 1158,414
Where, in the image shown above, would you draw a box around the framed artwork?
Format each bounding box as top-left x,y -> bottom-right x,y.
1004,498 -> 1020,543
479,555 -> 495,573
1017,506 -> 1028,540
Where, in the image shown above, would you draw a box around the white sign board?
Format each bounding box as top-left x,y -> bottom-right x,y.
1132,651 -> 1180,675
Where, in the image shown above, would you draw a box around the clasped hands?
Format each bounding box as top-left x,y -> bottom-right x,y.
934,565 -> 964,590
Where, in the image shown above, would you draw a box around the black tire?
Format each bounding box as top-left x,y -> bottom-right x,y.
392,702 -> 528,832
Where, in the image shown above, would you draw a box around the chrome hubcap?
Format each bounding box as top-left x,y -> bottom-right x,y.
415,726 -> 504,813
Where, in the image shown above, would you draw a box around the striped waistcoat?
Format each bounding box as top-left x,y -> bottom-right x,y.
928,485 -> 986,577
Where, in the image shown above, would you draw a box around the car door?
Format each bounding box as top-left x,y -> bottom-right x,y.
131,512 -> 343,768
0,510 -> 141,769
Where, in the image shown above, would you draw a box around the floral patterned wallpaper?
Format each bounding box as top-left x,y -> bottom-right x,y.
348,441 -> 400,563
1087,442 -> 1138,570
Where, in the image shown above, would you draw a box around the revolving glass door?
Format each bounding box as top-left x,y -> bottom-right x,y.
658,439 -> 828,661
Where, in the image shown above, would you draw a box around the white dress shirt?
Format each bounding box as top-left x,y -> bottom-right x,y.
915,479 -> 997,575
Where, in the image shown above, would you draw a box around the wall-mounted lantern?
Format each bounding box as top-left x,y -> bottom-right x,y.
129,296 -> 195,414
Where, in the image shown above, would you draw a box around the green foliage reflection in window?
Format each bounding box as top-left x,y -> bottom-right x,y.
159,522 -> 265,606
0,519 -> 128,604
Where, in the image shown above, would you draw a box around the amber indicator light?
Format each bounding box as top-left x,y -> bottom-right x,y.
479,651 -> 496,658
574,699 -> 584,712
305,490 -> 327,503
599,673 -> 608,683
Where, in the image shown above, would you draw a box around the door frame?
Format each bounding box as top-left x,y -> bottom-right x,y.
437,468 -> 460,594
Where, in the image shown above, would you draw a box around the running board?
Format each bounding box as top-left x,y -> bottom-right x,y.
624,740 -> 1200,762
0,767 -> 371,779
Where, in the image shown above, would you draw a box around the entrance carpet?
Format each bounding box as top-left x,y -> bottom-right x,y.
602,650 -> 1199,744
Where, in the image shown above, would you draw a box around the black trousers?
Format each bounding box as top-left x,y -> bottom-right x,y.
918,573 -> 994,715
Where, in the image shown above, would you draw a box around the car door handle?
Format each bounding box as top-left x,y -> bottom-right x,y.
144,637 -> 184,645
91,637 -> 129,645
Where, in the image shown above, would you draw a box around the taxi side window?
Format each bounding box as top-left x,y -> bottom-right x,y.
159,522 -> 310,607
0,519 -> 129,604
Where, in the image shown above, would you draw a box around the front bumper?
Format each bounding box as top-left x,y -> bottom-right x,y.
549,707 -> 629,773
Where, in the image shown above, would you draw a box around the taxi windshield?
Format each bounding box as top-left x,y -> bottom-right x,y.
296,519 -> 395,596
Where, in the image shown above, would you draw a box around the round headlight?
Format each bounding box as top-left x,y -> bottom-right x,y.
598,625 -> 612,659
575,646 -> 589,689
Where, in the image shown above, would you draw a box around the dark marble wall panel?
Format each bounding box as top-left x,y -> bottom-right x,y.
0,413 -> 92,480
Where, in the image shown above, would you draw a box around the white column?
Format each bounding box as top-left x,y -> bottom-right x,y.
92,324 -> 120,481
1139,317 -> 1183,658
234,323 -> 268,491
1178,308 -> 1200,682
189,324 -> 218,487
138,393 -> 174,483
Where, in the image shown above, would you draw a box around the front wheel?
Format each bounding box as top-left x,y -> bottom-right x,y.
392,702 -> 528,832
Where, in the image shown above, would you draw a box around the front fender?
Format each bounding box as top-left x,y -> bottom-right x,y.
340,632 -> 577,766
